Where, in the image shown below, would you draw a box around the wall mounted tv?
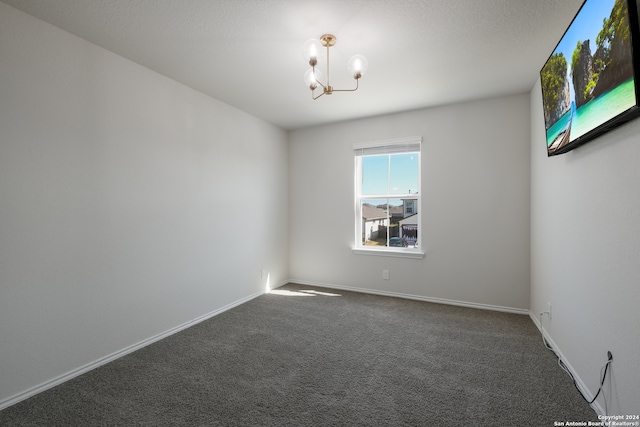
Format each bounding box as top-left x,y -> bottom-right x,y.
540,0 -> 640,156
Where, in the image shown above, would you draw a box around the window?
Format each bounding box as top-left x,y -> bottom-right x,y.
353,137 -> 423,258
405,200 -> 414,215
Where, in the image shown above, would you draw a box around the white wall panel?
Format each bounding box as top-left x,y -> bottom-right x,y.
530,79 -> 640,414
0,3 -> 288,406
288,94 -> 531,310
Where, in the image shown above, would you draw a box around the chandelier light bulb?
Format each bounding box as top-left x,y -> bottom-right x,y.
304,68 -> 322,90
303,39 -> 324,66
347,54 -> 368,79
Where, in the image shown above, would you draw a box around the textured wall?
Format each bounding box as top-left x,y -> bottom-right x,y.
0,3 -> 288,406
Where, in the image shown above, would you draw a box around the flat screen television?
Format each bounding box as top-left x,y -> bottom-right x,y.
540,0 -> 640,156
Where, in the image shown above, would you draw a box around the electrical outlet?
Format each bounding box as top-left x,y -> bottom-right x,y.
383,269 -> 390,280
547,302 -> 552,320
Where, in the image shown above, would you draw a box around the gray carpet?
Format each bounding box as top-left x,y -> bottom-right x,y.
0,283 -> 597,426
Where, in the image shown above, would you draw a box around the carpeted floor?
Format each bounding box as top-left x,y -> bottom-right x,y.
0,283 -> 597,426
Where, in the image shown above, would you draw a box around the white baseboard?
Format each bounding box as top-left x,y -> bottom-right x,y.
529,312 -> 605,416
0,285 -> 282,412
287,279 -> 530,315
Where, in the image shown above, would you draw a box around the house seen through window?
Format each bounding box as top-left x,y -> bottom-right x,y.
354,137 -> 421,255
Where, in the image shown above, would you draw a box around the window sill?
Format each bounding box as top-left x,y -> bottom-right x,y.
352,247 -> 425,259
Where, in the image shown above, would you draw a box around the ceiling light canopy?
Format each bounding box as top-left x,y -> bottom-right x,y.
303,34 -> 368,100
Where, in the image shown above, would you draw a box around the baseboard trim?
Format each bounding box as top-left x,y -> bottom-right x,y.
529,312 -> 605,416
0,285 -> 281,412
286,279 -> 529,315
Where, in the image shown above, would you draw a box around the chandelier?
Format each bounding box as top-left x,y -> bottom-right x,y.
303,34 -> 368,100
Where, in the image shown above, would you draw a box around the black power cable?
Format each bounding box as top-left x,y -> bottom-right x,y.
539,313 -> 613,407
584,353 -> 612,404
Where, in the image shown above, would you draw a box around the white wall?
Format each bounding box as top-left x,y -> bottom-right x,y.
0,3 -> 288,406
530,81 -> 640,414
289,94 -> 531,311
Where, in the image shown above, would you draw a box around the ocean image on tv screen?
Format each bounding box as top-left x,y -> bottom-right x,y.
541,0 -> 637,155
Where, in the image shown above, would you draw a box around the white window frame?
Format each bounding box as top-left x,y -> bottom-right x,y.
353,136 -> 424,259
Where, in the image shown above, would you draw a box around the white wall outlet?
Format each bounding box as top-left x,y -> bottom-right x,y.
383,269 -> 390,280
547,302 -> 552,320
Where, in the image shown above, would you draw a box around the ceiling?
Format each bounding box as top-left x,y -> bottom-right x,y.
2,0 -> 585,130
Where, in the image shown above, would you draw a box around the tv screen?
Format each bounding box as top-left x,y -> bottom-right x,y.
540,0 -> 640,156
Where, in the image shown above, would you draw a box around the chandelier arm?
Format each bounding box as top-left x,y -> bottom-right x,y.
312,90 -> 325,100
312,66 -> 326,89
329,79 -> 359,93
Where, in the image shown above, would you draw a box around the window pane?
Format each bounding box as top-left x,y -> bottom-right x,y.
362,156 -> 388,195
399,211 -> 418,247
389,153 -> 419,195
389,198 -> 418,248
361,199 -> 388,246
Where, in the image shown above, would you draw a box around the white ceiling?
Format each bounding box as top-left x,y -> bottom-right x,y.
2,0 -> 585,130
